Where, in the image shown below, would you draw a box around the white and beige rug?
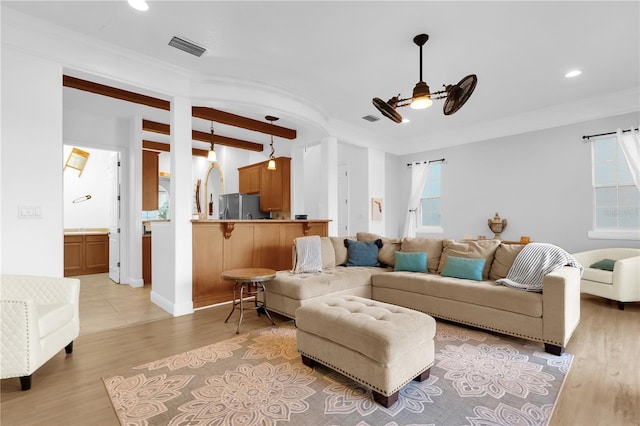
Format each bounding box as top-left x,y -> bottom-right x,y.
103,322 -> 572,426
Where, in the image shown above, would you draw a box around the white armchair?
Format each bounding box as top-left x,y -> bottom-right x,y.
1,275 -> 80,390
572,248 -> 640,310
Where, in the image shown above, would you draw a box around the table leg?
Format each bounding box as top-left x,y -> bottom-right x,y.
236,282 -> 247,334
259,282 -> 275,325
224,281 -> 239,324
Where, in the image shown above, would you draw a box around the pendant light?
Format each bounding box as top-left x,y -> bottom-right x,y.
266,115 -> 279,170
207,121 -> 217,162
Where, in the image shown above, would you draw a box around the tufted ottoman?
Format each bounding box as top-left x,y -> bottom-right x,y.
295,295 -> 436,407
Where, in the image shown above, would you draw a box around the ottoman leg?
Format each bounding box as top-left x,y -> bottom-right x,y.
414,367 -> 431,382
301,354 -> 316,368
373,390 -> 398,408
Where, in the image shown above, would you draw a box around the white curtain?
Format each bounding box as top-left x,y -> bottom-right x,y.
402,163 -> 431,238
617,127 -> 640,192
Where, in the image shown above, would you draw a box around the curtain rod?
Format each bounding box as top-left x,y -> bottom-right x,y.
406,158 -> 445,167
582,127 -> 638,140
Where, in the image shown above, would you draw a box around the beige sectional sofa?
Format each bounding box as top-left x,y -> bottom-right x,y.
265,233 -> 582,355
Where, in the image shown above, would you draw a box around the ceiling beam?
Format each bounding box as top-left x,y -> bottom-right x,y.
143,120 -> 264,152
143,140 -> 210,158
192,106 -> 297,140
63,75 -> 171,110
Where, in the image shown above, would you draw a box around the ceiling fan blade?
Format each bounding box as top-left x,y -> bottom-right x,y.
443,74 -> 477,115
372,97 -> 403,123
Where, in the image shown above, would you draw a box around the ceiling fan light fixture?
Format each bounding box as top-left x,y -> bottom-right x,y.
410,81 -> 432,110
127,0 -> 149,11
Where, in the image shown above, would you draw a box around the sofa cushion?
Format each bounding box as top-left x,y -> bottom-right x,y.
38,303 -> 74,338
400,238 -> 443,273
394,251 -> 427,273
589,258 -> 615,271
267,267 -> 380,300
371,272 -> 542,318
346,239 -> 382,267
437,239 -> 500,280
441,256 -> 485,281
357,232 -> 402,267
330,237 -> 355,266
490,243 -> 526,280
320,237 -> 336,269
582,267 -> 614,284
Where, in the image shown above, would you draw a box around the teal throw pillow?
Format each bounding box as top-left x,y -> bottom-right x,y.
394,251 -> 427,273
345,239 -> 382,267
589,258 -> 615,271
441,256 -> 486,281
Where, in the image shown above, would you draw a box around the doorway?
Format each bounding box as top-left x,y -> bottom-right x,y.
63,145 -> 121,282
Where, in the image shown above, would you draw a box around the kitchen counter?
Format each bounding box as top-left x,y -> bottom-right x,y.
64,228 -> 109,235
191,219 -> 330,223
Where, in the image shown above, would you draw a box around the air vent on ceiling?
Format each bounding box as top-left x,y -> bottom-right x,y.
362,114 -> 380,122
169,36 -> 206,57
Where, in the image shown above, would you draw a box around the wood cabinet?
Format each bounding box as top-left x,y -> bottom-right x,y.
238,163 -> 261,194
142,235 -> 151,284
142,150 -> 159,211
64,234 -> 109,276
192,220 -> 328,308
237,157 -> 291,212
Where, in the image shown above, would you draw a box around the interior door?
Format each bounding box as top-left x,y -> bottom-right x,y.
337,163 -> 349,236
108,152 -> 121,283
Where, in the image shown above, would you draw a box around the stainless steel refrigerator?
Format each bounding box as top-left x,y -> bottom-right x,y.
218,193 -> 269,219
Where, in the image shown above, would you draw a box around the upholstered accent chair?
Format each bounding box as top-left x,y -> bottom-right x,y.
572,248 -> 640,310
1,275 -> 80,390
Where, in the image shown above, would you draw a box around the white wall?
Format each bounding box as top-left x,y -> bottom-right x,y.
397,112 -> 640,252
1,48 -> 64,276
63,145 -> 111,229
367,148 -> 386,236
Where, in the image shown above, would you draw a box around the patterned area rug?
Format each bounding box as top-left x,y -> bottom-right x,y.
102,322 -> 572,426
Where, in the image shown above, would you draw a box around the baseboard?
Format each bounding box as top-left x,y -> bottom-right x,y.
128,278 -> 144,288
150,291 -> 194,317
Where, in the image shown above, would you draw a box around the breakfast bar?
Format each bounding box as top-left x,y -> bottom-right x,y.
192,219 -> 329,308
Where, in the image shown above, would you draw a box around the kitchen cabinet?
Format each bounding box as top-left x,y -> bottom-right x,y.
238,163 -> 261,194
142,150 -> 159,211
237,157 -> 291,212
64,234 -> 109,276
142,235 -> 151,284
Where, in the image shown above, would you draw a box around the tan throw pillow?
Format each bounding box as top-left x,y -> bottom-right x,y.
357,232 -> 400,266
489,243 -> 526,280
437,239 -> 500,279
320,237 -> 336,270
401,238 -> 444,273
330,236 -> 355,266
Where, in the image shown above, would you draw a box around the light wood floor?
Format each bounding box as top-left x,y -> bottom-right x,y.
1,293 -> 638,425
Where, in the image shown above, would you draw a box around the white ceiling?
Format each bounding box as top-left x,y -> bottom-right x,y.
3,1 -> 639,155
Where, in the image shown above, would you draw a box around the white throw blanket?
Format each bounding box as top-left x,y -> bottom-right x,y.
292,235 -> 323,274
496,243 -> 583,292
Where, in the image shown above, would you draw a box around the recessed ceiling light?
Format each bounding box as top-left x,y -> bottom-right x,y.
128,0 -> 149,11
565,70 -> 582,78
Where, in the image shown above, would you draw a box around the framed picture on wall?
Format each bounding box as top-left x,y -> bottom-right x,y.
371,197 -> 383,221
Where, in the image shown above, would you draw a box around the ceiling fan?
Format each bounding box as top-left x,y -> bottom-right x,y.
372,33 -> 477,123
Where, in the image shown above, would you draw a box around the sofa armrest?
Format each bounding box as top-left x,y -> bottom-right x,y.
1,275 -> 80,306
542,266 -> 581,349
613,256 -> 640,300
0,299 -> 41,378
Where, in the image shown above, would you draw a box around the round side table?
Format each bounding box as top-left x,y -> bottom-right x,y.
222,268 -> 277,334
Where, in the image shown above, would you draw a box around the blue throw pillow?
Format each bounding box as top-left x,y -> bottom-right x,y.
394,251 -> 427,273
345,239 -> 381,267
441,256 -> 486,281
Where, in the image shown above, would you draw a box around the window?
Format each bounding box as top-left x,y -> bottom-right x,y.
590,136 -> 639,239
419,162 -> 442,230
